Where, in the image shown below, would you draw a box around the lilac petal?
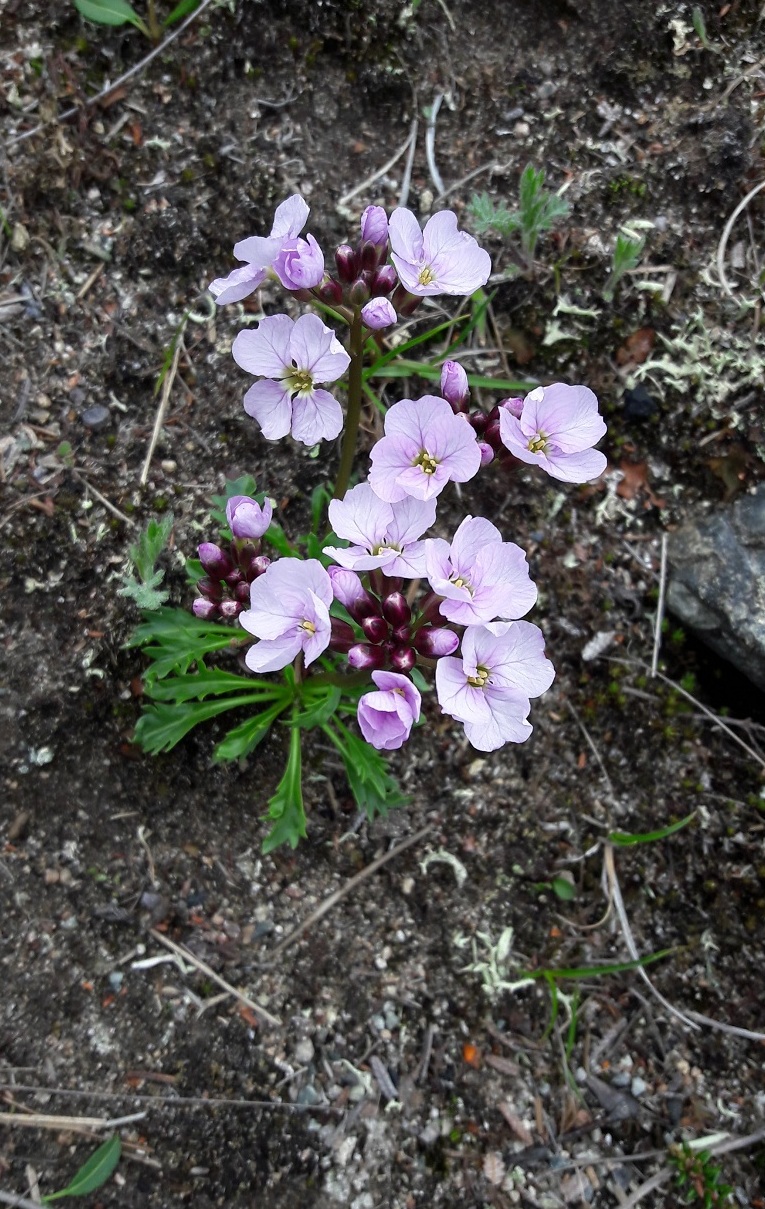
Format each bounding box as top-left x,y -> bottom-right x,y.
464,689 -> 532,750
233,315 -> 293,377
209,263 -> 267,306
326,545 -> 393,572
243,380 -> 293,441
435,657 -> 492,725
384,541 -> 429,578
371,670 -> 421,720
269,194 -> 310,240
471,621 -> 555,698
421,210 -> 461,256
392,256 -> 440,297
498,409 -> 545,464
429,235 -> 492,294
273,234 -> 325,290
301,592 -> 332,665
361,298 -> 397,330
386,495 -> 437,545
388,208 -> 424,263
357,692 -> 413,750
328,484 -> 393,548
383,395 -> 443,441
245,632 -> 303,673
368,436 -> 415,503
473,542 -> 537,620
290,388 -> 343,445
295,558 -> 334,607
524,384 -> 606,453
289,313 -> 350,383
227,495 -> 273,539
394,462 -> 450,501
326,566 -> 368,609
231,231 -> 284,267
424,538 -> 455,592
449,516 -> 502,571
541,447 -> 608,484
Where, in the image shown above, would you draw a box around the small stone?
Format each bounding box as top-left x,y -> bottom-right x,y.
513,121 -> 530,138
297,1083 -> 322,1106
108,972 -> 124,992
11,222 -> 30,252
29,746 -> 54,766
161,459 -> 177,473
81,405 -> 111,431
44,869 -> 60,884
294,1038 -> 315,1065
630,1076 -> 648,1097
401,876 -> 414,895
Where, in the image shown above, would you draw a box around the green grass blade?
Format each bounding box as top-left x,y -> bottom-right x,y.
42,1135 -> 121,1202
522,949 -> 674,982
370,359 -> 532,393
74,0 -> 147,29
608,813 -> 696,846
163,0 -> 200,26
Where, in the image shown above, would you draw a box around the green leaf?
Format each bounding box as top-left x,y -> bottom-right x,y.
146,667 -> 285,703
134,694 -> 275,754
551,872 -> 577,901
369,359 -> 533,394
608,812 -> 695,846
322,721 -> 408,820
262,726 -> 306,852
362,313 -> 470,381
213,699 -> 290,762
263,521 -> 296,558
118,515 -> 173,611
163,0 -> 200,25
128,607 -> 237,679
42,1134 -> 121,1202
289,686 -> 341,728
74,0 -> 147,30
310,483 -> 332,534
522,949 -> 674,983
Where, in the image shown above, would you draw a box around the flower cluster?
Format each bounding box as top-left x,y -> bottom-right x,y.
207,194 -> 609,758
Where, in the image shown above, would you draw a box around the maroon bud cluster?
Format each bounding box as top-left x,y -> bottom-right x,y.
193,536 -> 271,622
327,577 -> 457,672
317,235 -> 399,318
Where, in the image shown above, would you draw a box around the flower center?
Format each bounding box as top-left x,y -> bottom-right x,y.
285,366 -> 315,394
417,265 -> 435,286
466,664 -> 489,689
527,432 -> 549,454
451,574 -> 473,594
372,541 -> 401,556
414,450 -> 438,475
300,619 -> 316,635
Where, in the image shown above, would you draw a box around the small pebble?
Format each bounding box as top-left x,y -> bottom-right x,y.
297,1083 -> 322,1106
82,405 -> 111,431
161,459 -> 177,473
108,972 -> 124,992
631,1076 -> 648,1097
294,1038 -> 315,1065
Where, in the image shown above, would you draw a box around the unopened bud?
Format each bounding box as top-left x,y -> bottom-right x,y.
413,626 -> 459,658
198,542 -> 235,581
469,409 -> 488,435
500,396 -> 524,419
370,265 -> 398,296
382,592 -> 411,629
361,614 -> 389,645
335,244 -> 359,283
360,205 -> 389,250
318,278 -> 343,305
349,277 -> 370,306
234,580 -> 252,603
478,441 -> 495,466
348,643 -> 385,670
484,417 -> 502,449
329,618 -> 357,653
440,360 -> 470,411
197,576 -> 223,602
193,598 -> 219,621
390,645 -> 416,672
248,555 -> 271,580
218,599 -> 243,619
391,284 -> 421,317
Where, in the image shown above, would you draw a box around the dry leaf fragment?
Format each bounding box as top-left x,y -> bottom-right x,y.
482,1151 -> 506,1186
498,1101 -> 534,1145
616,326 -> 656,367
617,459 -> 666,508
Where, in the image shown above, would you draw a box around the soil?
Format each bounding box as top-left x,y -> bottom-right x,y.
2,1 -> 765,1206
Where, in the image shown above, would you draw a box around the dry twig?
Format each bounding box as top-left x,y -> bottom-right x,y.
650,532 -> 668,678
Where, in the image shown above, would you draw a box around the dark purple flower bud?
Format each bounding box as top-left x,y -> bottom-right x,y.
349,277 -> 370,306
361,614 -> 389,645
328,566 -> 379,619
500,396 -> 524,419
224,567 -> 244,588
478,441 -> 495,466
390,645 -> 416,673
218,599 -> 243,619
197,575 -> 223,602
226,494 -> 273,541
419,591 -> 446,626
382,592 -> 411,628
370,265 -> 398,296
392,624 -> 412,643
360,205 -> 389,249
193,598 -> 219,620
348,643 -> 385,670
329,618 -> 357,653
318,278 -> 343,305
234,580 -> 252,603
469,409 -> 488,435
248,554 -> 272,580
413,626 -> 460,658
484,417 -> 502,449
440,360 -> 470,411
198,542 -> 236,581
335,244 -> 359,283
391,285 -> 421,317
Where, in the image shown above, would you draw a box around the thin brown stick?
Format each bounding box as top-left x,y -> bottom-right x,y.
140,331 -> 185,486
148,929 -> 282,1028
650,532 -> 667,677
0,1084 -> 335,1112
71,470 -> 136,528
0,1110 -> 145,1130
263,824 -> 432,963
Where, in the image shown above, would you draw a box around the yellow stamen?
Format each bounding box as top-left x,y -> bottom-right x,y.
415,450 -> 438,475
417,266 -> 435,286
286,367 -> 314,394
527,433 -> 548,454
300,619 -> 316,634
467,666 -> 489,689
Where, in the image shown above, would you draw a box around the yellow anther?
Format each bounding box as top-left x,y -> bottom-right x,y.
415,450 -> 438,475
417,266 -> 436,286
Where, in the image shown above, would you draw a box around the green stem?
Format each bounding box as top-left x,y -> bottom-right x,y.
146,0 -> 162,41
333,309 -> 365,501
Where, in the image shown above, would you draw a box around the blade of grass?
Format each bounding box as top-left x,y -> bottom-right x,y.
608,812 -> 696,846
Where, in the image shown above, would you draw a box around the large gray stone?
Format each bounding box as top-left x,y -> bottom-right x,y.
667,485 -> 765,691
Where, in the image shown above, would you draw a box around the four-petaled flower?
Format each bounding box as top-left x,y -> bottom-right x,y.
233,313 -> 350,446
240,558 -> 333,672
325,483 -> 436,577
425,516 -> 537,626
209,195 -> 310,306
369,395 -> 481,503
357,670 -> 421,750
499,383 -> 607,483
389,208 -> 491,297
435,621 -> 555,751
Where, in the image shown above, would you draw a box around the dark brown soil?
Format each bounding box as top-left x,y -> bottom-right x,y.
2,1 -> 765,1206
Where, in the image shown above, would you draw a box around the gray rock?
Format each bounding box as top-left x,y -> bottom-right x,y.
81,405 -> 111,431
667,486 -> 765,690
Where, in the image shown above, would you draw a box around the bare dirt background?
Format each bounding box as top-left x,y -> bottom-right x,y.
1,1 -> 765,1206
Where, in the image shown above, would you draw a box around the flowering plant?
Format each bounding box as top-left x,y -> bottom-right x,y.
130,195 -> 607,851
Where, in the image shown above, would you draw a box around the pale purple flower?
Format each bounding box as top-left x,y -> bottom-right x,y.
368,395 -> 481,503
226,494 -> 273,540
499,383 -> 607,483
209,195 -> 309,306
361,205 -> 389,248
232,313 -> 350,446
361,298 -> 397,330
357,670 -> 421,750
425,516 -> 537,626
240,558 -> 333,672
273,234 -> 325,290
435,621 -> 555,751
388,208 -> 491,297
440,360 -> 469,410
327,566 -> 369,611
325,483 -> 435,576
